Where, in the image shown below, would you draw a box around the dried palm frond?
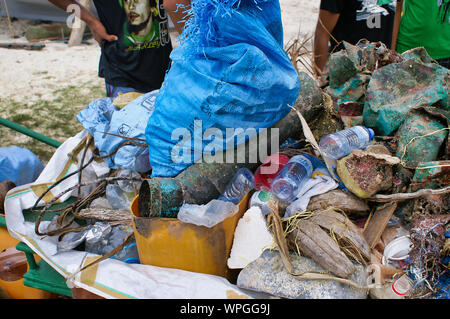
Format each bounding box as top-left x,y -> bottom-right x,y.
284,31 -> 316,78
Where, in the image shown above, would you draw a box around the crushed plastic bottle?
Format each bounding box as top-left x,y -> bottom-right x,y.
106,184 -> 133,210
106,170 -> 141,209
218,168 -> 255,205
319,126 -> 375,160
85,224 -> 139,264
177,200 -> 239,228
270,155 -> 313,203
57,222 -> 139,263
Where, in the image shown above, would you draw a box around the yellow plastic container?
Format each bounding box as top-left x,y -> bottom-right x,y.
131,195 -> 249,281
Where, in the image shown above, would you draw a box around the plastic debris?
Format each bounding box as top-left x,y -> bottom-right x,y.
319,126 -> 375,160
271,155 -> 314,203
177,200 -> 239,228
218,168 -> 255,205
76,90 -> 158,172
284,173 -> 338,217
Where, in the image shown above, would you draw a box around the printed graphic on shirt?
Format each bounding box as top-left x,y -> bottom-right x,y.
356,0 -> 393,21
437,0 -> 450,24
119,0 -> 170,51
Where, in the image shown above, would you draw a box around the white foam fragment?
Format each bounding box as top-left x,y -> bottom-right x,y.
227,206 -> 274,269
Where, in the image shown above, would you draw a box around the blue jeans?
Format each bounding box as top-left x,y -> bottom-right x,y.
437,58 -> 450,69
105,82 -> 141,98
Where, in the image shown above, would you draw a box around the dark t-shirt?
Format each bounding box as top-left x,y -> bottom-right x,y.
92,0 -> 173,92
320,0 -> 396,52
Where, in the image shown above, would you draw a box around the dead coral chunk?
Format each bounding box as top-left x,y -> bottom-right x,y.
336,144 -> 399,198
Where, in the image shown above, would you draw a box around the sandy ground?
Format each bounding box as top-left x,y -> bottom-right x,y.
0,0 -> 320,104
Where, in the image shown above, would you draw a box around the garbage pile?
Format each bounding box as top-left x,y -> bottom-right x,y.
13,39 -> 446,299
2,0 -> 448,299
225,41 -> 449,299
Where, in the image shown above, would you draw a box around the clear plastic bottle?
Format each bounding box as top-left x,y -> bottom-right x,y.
319,126 -> 375,160
218,168 -> 255,205
270,155 -> 313,203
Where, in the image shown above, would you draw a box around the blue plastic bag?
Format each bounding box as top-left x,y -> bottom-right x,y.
77,91 -> 158,172
145,0 -> 300,177
0,146 -> 44,186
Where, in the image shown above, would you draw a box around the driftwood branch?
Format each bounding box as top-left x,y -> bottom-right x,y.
367,185 -> 450,202
78,208 -> 132,223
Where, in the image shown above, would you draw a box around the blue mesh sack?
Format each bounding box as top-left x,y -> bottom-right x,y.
145,0 -> 300,177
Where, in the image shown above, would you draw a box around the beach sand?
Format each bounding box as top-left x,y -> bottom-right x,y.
0,1 -> 320,103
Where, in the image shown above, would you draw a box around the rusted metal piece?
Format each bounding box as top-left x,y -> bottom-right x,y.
138,179 -> 184,218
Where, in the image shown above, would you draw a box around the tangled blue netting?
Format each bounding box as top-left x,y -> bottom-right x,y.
176,0 -> 273,50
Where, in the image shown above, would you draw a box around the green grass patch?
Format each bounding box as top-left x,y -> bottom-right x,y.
0,82 -> 106,163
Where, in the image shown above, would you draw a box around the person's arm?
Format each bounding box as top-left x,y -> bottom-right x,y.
48,0 -> 117,44
391,0 -> 403,51
313,9 -> 340,75
163,0 -> 191,34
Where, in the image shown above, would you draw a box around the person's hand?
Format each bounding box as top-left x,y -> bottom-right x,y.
88,18 -> 118,44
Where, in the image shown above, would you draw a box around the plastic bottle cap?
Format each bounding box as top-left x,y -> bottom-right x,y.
367,128 -> 375,140
258,191 -> 271,202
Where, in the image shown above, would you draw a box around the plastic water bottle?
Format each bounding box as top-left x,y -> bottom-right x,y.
270,155 -> 313,203
319,126 -> 375,160
218,168 -> 255,205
